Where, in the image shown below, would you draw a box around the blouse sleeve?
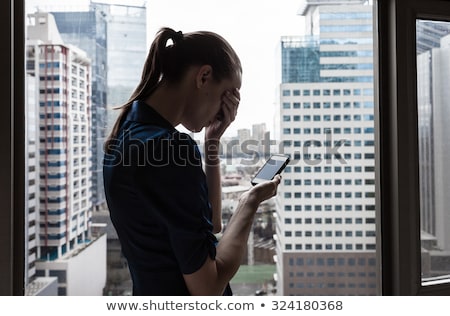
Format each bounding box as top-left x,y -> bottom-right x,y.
135,132 -> 217,275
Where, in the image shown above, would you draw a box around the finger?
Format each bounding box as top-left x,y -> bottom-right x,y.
222,97 -> 238,119
218,89 -> 240,124
221,102 -> 236,123
232,88 -> 241,105
272,174 -> 282,184
222,90 -> 240,108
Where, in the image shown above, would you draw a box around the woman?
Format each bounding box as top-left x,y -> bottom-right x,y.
103,27 -> 280,296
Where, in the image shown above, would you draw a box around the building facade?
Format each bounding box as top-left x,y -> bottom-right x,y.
49,1 -> 147,209
26,12 -> 106,295
25,73 -> 39,285
51,8 -> 108,210
416,23 -> 450,279
276,0 -> 377,295
90,2 -> 147,132
27,2 -> 147,295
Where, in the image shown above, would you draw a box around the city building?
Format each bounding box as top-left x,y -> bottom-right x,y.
35,1 -> 147,212
236,128 -> 251,156
416,24 -> 450,279
27,1 -> 147,295
91,1 -> 147,132
50,6 -> 108,211
26,12 -> 106,295
47,1 -> 147,211
416,20 -> 450,54
25,73 -> 40,287
252,123 -> 271,156
276,0 -> 377,295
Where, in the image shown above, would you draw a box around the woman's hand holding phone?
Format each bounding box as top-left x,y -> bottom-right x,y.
240,174 -> 282,210
251,154 -> 290,185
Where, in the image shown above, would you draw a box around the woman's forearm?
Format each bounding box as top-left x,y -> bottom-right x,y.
214,192 -> 259,283
204,139 -> 222,233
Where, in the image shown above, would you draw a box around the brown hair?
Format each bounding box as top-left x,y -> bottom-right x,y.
104,27 -> 242,153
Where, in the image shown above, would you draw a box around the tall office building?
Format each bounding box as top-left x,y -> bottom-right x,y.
233,128 -> 251,157
90,1 -> 147,131
44,1 -> 147,210
50,6 -> 108,211
276,0 -> 376,295
252,123 -> 270,156
25,73 -> 40,287
27,1 -> 147,295
416,23 -> 450,278
25,71 -> 60,296
416,20 -> 450,54
26,12 -> 106,295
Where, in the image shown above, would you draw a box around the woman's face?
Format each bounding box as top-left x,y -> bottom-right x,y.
184,68 -> 242,133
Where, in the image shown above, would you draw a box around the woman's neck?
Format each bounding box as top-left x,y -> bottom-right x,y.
143,82 -> 188,127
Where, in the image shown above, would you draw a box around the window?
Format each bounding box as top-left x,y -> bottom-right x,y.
417,19 -> 450,285
379,0 -> 450,295
4,0 -> 450,297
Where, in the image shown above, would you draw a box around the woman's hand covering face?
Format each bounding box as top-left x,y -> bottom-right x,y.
205,88 -> 240,141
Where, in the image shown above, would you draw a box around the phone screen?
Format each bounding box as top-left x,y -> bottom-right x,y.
251,155 -> 290,185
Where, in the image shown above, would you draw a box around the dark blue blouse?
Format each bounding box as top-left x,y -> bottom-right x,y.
103,100 -> 230,295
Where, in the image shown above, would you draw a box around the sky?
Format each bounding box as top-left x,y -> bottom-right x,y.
26,0 -> 306,137
147,0 -> 305,137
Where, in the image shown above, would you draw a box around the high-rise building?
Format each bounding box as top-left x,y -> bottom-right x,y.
51,1 -> 147,209
276,0 -> 376,295
48,1 -> 147,210
90,1 -> 147,131
235,128 -> 251,157
26,1 -> 147,295
416,20 -> 450,54
50,7 -> 108,211
26,12 -> 106,295
25,73 -> 40,287
416,22 -> 450,278
252,123 -> 266,141
252,123 -> 269,156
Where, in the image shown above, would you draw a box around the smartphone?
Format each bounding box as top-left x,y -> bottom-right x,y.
251,154 -> 290,185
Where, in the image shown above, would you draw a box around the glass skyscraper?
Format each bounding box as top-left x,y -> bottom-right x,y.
90,2 -> 147,132
282,36 -> 320,83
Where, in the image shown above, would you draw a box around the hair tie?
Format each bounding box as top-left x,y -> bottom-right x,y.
173,30 -> 183,43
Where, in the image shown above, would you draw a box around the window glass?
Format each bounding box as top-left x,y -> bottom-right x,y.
279,1 -> 376,295
24,0 -> 378,296
416,19 -> 450,285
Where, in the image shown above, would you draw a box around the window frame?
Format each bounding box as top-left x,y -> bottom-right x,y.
377,0 -> 450,295
0,0 -> 25,295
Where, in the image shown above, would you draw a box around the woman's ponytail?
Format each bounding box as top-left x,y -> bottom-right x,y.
104,27 -> 241,153
104,27 -> 181,153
